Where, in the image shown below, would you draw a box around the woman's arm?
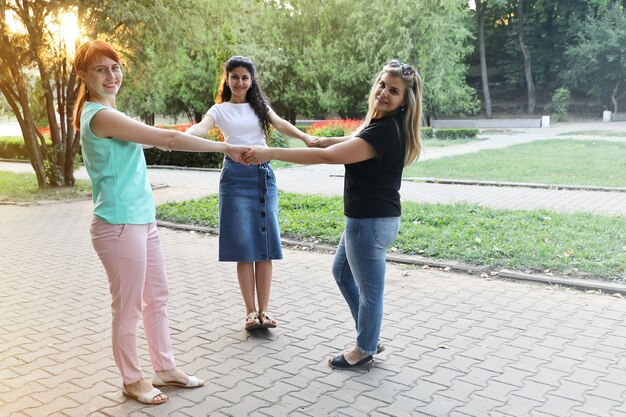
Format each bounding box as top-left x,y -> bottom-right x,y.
185,114 -> 216,138
311,135 -> 352,148
90,109 -> 249,162
243,136 -> 375,165
268,109 -> 315,147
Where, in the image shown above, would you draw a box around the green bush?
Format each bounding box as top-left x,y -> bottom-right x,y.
434,128 -> 478,139
144,146 -> 224,169
551,88 -> 571,122
269,130 -> 289,148
0,137 -> 30,160
421,127 -> 434,139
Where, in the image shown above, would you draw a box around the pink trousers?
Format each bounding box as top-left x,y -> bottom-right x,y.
90,217 -> 176,384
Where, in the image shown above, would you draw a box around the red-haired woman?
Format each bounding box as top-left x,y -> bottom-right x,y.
73,40 -> 249,405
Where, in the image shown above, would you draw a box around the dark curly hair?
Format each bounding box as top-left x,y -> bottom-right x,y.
216,56 -> 271,140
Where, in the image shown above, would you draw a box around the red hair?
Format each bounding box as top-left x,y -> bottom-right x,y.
72,40 -> 121,130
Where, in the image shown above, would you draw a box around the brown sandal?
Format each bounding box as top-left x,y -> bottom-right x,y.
245,312 -> 261,330
258,311 -> 277,329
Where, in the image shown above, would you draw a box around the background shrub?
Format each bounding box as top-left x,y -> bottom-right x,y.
421,127 -> 434,139
434,128 -> 478,139
0,137 -> 30,160
551,88 -> 571,122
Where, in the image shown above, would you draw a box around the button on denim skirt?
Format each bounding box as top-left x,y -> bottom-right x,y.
218,156 -> 283,262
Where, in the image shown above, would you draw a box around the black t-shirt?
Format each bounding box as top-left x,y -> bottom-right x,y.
344,112 -> 405,218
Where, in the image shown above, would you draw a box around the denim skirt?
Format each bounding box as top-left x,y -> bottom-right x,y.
218,156 -> 283,262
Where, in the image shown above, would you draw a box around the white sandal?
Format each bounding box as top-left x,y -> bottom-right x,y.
259,311 -> 277,329
152,373 -> 204,388
122,386 -> 166,404
245,312 -> 261,330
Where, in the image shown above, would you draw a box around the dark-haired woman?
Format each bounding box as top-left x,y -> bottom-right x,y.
187,56 -> 315,331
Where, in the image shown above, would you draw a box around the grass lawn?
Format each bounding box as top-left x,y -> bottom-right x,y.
559,130 -> 626,137
270,136 -> 485,169
0,170 -> 92,202
157,192 -> 626,282
404,139 -> 626,187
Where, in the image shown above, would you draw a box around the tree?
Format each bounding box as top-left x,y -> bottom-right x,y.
562,6 -> 626,112
0,0 -> 194,187
517,0 -> 536,114
246,0 -> 478,122
0,0 -> 76,187
475,0 -> 492,118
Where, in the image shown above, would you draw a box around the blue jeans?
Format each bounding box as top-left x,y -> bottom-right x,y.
332,216 -> 400,355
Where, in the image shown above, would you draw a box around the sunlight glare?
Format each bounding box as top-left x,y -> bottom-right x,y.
57,11 -> 81,53
5,10 -> 26,33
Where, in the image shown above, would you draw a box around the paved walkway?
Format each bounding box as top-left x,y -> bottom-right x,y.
2,122 -> 626,416
2,197 -> 626,417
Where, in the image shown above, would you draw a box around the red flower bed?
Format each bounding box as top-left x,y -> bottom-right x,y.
308,118 -> 361,133
307,118 -> 362,137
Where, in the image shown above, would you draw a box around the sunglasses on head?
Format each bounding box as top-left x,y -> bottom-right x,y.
388,59 -> 416,76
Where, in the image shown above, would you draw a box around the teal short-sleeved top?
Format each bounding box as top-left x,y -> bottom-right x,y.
80,101 -> 155,224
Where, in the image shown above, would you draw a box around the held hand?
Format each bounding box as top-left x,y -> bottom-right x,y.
311,137 -> 330,148
227,145 -> 252,165
302,134 -> 317,148
243,147 -> 271,165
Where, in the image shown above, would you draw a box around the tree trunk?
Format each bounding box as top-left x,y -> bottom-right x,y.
142,111 -> 155,126
611,80 -> 621,113
64,69 -> 78,187
518,0 -> 536,114
476,0 -> 492,119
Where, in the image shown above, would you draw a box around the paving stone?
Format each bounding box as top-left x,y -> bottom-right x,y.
3,166 -> 626,417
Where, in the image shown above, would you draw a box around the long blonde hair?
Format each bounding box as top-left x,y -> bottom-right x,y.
354,61 -> 423,166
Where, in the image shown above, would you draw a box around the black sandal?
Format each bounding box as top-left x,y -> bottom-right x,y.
328,354 -> 374,369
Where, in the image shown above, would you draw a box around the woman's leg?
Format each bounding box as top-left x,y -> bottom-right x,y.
343,217 -> 400,356
332,231 -> 360,324
142,222 -> 175,372
255,260 -> 277,326
237,261 -> 257,314
255,260 -> 272,313
90,218 -> 148,385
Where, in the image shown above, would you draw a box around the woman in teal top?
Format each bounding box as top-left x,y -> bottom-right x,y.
73,40 -> 249,405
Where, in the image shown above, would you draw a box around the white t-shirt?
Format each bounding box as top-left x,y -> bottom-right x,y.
207,102 -> 269,147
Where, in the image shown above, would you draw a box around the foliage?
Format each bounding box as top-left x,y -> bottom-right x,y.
143,147 -> 223,169
561,7 -> 626,112
421,127 -> 434,139
0,136 -> 38,160
269,130 -> 289,148
434,128 -> 479,139
404,139 -> 626,187
156,192 -> 626,280
243,0 -> 478,121
29,78 -> 49,128
550,88 -> 571,121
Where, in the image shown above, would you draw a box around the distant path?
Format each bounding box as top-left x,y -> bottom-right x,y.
2,121 -> 625,215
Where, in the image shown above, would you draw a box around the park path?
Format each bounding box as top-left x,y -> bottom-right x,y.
1,121 -> 626,216
2,193 -> 626,417
2,121 -> 626,416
